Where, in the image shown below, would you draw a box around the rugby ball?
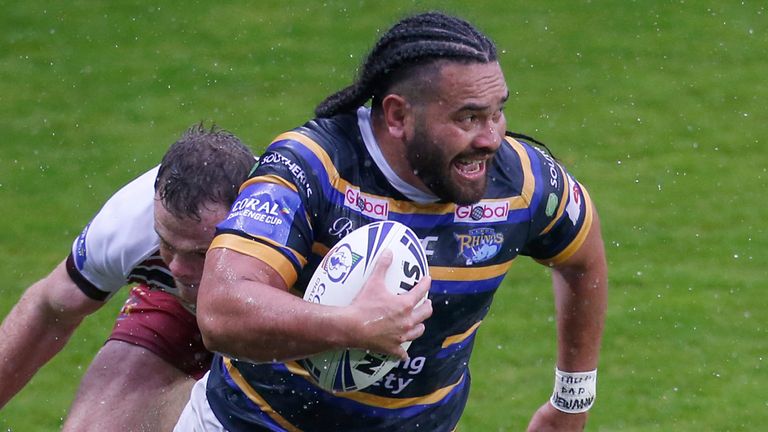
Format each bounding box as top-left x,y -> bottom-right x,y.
300,220 -> 429,392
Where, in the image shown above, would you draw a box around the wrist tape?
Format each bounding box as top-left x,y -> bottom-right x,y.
549,367 -> 597,413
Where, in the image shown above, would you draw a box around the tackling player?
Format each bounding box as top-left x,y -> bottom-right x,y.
0,124 -> 255,430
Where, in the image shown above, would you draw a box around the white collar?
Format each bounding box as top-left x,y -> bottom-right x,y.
356,107 -> 439,203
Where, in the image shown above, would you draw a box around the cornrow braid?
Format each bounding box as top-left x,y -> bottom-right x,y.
315,11 -> 497,118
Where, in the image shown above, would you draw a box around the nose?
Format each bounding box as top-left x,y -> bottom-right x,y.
473,120 -> 502,152
167,253 -> 199,284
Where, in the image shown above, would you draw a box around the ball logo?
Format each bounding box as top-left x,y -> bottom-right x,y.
323,244 -> 363,283
304,281 -> 327,304
454,201 -> 510,223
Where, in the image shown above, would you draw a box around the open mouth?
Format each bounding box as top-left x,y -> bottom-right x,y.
454,159 -> 486,178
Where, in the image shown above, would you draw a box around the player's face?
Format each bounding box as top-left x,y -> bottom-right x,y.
153,198 -> 229,308
405,61 -> 508,205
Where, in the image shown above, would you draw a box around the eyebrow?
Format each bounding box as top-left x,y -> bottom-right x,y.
155,229 -> 174,249
156,228 -> 209,255
458,91 -> 510,112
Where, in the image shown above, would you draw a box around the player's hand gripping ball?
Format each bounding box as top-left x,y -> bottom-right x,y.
300,220 -> 429,392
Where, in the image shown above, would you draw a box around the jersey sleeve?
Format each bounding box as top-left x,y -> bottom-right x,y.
67,167 -> 161,300
519,144 -> 594,265
211,133 -> 326,288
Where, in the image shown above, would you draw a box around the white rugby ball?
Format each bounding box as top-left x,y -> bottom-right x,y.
300,220 -> 429,392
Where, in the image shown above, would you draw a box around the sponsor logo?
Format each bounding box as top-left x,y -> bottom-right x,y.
329,217 -> 354,239
454,201 -> 509,223
323,244 -> 363,283
344,186 -> 389,220
535,146 -> 560,188
455,227 -> 504,265
565,176 -> 583,224
369,356 -> 426,395
260,151 -> 313,197
545,192 -> 559,217
420,236 -> 438,258
229,196 -> 286,226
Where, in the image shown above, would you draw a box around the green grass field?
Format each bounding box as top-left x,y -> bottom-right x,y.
1,1 -> 766,430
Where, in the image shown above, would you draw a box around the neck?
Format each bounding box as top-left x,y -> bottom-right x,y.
370,110 -> 431,194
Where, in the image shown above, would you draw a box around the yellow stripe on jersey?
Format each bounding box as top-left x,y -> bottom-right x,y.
442,321 -> 482,348
275,132 -> 539,216
539,169 -> 570,236
537,186 -> 594,266
241,174 -> 300,193
224,358 -> 303,432
430,259 -> 515,281
312,242 -> 330,257
284,361 -> 313,377
209,234 -> 303,288
505,137 -> 536,205
334,374 -> 466,408
273,131 -> 341,185
284,361 -> 465,410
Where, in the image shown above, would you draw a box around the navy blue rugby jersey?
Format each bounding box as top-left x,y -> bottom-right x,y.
207,108 -> 593,431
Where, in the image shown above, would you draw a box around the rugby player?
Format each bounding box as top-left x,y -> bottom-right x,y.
0,124 -> 255,430
180,12 -> 608,432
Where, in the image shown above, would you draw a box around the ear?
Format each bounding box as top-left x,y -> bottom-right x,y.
380,94 -> 412,140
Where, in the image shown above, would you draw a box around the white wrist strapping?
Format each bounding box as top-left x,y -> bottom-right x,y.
549,367 -> 597,413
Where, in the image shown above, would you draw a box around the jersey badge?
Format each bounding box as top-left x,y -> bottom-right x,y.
74,222 -> 91,270
454,227 -> 504,265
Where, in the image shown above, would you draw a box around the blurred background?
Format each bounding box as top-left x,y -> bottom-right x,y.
1,1 -> 766,430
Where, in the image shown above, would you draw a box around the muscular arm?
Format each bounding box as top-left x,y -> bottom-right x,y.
528,206 -> 608,432
197,247 -> 432,362
0,259 -> 103,408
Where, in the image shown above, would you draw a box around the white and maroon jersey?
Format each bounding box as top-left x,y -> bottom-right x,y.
65,166 -> 177,302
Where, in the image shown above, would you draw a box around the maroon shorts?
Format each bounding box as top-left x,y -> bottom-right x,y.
108,284 -> 212,379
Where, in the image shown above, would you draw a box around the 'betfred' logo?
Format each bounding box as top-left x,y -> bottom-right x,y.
454,201 -> 510,223
344,186 -> 389,220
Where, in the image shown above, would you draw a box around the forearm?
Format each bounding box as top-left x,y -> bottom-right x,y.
198,248 -> 431,362
0,284 -> 84,407
197,249 -> 354,362
198,280 -> 353,362
527,219 -> 607,431
551,266 -> 607,370
551,208 -> 608,370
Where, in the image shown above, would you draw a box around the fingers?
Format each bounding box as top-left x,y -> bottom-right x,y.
392,345 -> 409,361
356,250 -> 394,297
369,249 -> 394,283
413,296 -> 432,322
403,322 -> 426,342
407,275 -> 432,302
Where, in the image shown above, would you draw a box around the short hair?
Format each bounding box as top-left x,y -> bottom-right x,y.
154,123 -> 255,221
315,11 -> 497,118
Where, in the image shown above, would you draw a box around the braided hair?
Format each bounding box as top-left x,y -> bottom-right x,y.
315,11 -> 497,118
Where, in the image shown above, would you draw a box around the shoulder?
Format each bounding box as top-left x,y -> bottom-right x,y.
274,114 -> 362,162
254,113 -> 367,189
70,167 -> 161,292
